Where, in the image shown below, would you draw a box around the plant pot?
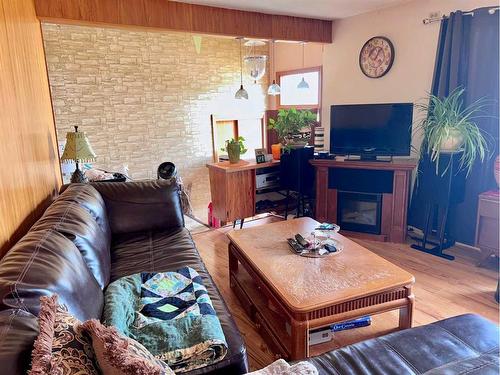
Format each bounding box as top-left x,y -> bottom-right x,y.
440,129 -> 464,152
271,144 -> 281,160
285,135 -> 309,148
227,143 -> 241,164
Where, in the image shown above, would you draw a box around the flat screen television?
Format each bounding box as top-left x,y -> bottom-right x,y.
330,103 -> 413,158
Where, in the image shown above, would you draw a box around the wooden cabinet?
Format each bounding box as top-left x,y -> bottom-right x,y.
207,160 -> 279,224
475,191 -> 500,265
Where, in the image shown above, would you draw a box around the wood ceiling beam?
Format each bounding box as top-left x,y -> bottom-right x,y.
34,0 -> 333,43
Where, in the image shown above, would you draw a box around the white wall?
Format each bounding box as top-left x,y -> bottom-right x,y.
321,0 -> 498,154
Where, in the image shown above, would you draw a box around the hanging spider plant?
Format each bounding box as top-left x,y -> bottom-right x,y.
414,87 -> 491,176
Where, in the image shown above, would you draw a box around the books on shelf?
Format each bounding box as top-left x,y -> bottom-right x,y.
331,316 -> 371,332
309,316 -> 372,346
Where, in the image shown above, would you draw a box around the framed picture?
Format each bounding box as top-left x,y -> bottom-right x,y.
255,148 -> 266,164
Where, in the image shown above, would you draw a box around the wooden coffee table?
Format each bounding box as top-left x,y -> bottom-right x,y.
227,217 -> 415,360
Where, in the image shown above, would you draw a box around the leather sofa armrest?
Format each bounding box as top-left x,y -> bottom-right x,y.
91,180 -> 184,235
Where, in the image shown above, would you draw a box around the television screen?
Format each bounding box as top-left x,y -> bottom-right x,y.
330,103 -> 413,156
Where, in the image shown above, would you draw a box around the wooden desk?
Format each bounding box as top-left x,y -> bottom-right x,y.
310,158 -> 417,243
207,160 -> 280,224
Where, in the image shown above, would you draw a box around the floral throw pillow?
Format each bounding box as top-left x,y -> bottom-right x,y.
29,294 -> 99,375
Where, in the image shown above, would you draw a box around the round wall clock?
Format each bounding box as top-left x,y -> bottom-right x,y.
359,36 -> 394,78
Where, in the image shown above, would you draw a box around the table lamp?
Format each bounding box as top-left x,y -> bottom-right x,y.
60,126 -> 96,183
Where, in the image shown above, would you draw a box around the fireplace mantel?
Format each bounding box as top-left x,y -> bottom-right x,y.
310,158 -> 417,243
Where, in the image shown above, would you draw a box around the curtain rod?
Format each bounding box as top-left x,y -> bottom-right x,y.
423,7 -> 499,25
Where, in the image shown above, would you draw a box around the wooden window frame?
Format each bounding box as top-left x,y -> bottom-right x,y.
210,115 -> 265,162
276,66 -> 322,110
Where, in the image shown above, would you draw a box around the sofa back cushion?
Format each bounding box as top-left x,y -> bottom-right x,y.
32,200 -> 111,289
92,180 -> 184,235
57,183 -> 111,233
0,229 -> 103,322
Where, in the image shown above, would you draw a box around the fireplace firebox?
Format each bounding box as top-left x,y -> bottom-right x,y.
338,191 -> 382,234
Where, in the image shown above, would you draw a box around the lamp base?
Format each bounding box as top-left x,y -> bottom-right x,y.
70,167 -> 87,183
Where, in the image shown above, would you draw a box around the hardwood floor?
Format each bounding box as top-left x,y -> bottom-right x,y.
192,216 -> 499,370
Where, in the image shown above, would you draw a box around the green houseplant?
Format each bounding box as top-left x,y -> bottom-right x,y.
414,87 -> 490,176
221,137 -> 247,164
268,108 -> 317,149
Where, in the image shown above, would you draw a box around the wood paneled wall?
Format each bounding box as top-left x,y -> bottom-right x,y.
0,0 -> 62,257
34,0 -> 332,43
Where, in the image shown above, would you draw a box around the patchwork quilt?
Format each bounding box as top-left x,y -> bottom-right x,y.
103,267 -> 228,373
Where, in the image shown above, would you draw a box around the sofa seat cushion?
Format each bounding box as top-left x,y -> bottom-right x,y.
306,314 -> 499,375
110,228 -> 248,375
31,200 -> 111,289
0,229 -> 103,322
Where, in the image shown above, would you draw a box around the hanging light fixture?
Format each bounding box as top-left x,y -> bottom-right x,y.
235,37 -> 249,100
297,42 -> 310,89
267,40 -> 281,96
244,39 -> 267,82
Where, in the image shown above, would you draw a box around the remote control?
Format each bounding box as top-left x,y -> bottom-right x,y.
324,243 -> 337,253
295,234 -> 310,248
287,238 -> 304,254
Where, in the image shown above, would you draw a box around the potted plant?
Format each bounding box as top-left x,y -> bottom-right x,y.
221,137 -> 247,164
414,87 -> 490,176
268,108 -> 317,151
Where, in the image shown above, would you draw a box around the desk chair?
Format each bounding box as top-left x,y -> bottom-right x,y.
280,146 -> 315,218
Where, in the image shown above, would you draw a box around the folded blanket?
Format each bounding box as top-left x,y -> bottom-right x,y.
103,267 -> 227,373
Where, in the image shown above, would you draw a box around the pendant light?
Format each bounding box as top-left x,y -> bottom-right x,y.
235,37 -> 249,100
267,40 -> 281,96
297,42 -> 310,89
244,39 -> 267,82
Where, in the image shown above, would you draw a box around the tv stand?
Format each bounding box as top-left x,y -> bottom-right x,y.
346,155 -> 393,162
310,158 -> 417,243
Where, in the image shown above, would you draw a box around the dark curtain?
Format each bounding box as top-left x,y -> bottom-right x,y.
409,7 -> 499,245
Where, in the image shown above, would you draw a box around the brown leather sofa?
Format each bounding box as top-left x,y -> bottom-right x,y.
306,314 -> 499,374
0,181 -> 248,375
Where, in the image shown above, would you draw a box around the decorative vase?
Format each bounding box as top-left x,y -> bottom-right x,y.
494,155 -> 500,188
271,144 -> 281,160
440,129 -> 463,152
227,142 -> 241,164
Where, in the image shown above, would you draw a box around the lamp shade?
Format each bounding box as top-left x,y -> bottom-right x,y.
61,127 -> 96,163
235,84 -> 249,100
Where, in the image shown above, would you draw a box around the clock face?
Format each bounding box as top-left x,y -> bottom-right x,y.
359,37 -> 394,78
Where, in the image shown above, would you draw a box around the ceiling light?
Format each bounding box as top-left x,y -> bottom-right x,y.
297,42 -> 309,90
235,37 -> 248,100
244,39 -> 267,82
267,40 -> 281,96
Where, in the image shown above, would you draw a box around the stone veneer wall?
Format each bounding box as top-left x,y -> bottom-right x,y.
42,23 -> 268,214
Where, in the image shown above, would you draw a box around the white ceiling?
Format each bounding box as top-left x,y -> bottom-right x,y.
173,0 -> 410,20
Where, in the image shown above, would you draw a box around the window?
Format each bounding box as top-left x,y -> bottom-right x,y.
277,67 -> 322,109
211,116 -> 265,161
